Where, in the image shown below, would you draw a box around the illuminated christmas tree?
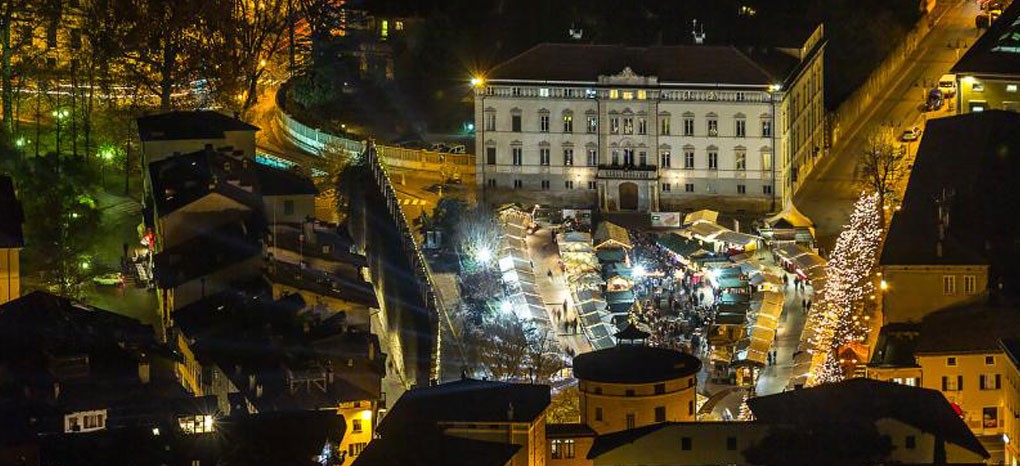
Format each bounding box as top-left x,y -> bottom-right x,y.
808,192 -> 883,385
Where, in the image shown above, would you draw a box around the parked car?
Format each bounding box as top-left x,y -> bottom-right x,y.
93,273 -> 124,286
925,88 -> 944,111
901,126 -> 922,142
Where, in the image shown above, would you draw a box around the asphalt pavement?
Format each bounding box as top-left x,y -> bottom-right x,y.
796,0 -> 982,251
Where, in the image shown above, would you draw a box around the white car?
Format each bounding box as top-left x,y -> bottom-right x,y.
901,127 -> 922,142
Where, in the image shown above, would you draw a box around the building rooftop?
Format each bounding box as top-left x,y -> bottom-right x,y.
952,0 -> 1020,77
573,344 -> 702,384
173,290 -> 385,412
377,379 -> 550,437
1001,338 -> 1020,368
0,174 -> 24,248
747,378 -> 989,459
0,292 -> 203,434
880,112 -> 1020,288
354,431 -> 521,466
913,301 -> 1020,355
254,163 -> 317,196
137,111 -> 259,142
153,220 -> 262,288
546,423 -> 598,438
867,322 -> 921,368
266,260 -> 378,308
488,43 -> 790,86
147,148 -> 260,216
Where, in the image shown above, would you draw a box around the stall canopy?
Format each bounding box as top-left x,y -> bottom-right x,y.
765,203 -> 815,233
596,248 -> 628,263
657,233 -> 706,259
685,209 -> 720,225
710,230 -> 760,251
719,292 -> 750,305
687,221 -> 728,242
594,221 -> 633,250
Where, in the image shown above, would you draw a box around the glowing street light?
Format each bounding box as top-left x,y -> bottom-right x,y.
470,76 -> 485,88
475,246 -> 493,264
633,264 -> 647,277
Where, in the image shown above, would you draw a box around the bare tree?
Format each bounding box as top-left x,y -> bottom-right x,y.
212,0 -> 289,113
526,326 -> 564,384
457,205 -> 501,268
547,385 -> 580,423
859,133 -> 906,224
474,312 -> 531,382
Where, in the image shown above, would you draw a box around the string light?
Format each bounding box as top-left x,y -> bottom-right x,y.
806,192 -> 883,385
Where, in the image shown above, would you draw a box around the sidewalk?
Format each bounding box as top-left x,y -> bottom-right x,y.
525,227 -> 593,356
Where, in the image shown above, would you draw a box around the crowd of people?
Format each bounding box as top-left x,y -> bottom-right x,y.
626,231 -> 717,356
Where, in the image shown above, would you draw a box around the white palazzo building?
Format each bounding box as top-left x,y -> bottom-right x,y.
474,26 -> 825,212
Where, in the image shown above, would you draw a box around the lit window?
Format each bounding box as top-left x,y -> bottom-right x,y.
1008,84 -> 1019,93
943,275 -> 957,295
637,90 -> 647,100
622,91 -> 634,100
179,414 -> 215,434
609,89 -> 619,99
539,88 -> 550,97
964,275 -> 977,294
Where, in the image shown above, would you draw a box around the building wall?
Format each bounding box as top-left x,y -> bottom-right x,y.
269,282 -> 373,329
779,41 -> 827,206
578,376 -> 697,435
166,255 -> 263,314
443,415 -> 547,466
338,401 -> 376,466
875,417 -> 988,464
475,86 -> 779,213
956,75 -> 1020,114
263,194 -> 315,225
589,422 -> 770,466
1003,352 -> 1020,466
156,194 -> 252,250
0,248 -> 20,305
917,351 -> 1005,436
879,264 -> 988,324
866,366 -> 923,386
548,434 -> 594,466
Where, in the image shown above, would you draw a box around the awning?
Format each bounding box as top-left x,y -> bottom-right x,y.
687,221 -> 727,241
710,231 -> 760,248
685,209 -> 719,225
656,233 -> 704,258
596,248 -> 628,263
765,203 -> 815,230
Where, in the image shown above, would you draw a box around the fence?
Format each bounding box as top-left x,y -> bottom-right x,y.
363,141 -> 466,383
276,89 -> 475,174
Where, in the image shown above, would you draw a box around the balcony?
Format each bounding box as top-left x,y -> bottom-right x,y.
597,164 -> 659,180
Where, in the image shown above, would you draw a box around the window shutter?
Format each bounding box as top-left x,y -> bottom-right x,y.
941,376 -> 948,391
957,375 -> 964,391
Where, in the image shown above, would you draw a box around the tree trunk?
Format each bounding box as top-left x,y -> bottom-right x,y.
1,9 -> 13,135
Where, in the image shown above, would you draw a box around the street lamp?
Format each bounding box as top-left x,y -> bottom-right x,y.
470,76 -> 485,88
98,145 -> 117,189
52,108 -> 69,155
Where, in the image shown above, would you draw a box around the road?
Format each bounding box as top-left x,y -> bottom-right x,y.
796,0 -> 983,250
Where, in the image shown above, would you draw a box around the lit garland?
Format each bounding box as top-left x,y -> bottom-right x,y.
806,192 -> 883,385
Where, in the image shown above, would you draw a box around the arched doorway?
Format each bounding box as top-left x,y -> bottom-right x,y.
619,182 -> 639,210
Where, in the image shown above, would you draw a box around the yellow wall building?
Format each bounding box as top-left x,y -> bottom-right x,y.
573,336 -> 701,435
0,175 -> 23,306
867,304 -> 1020,439
1001,339 -> 1020,466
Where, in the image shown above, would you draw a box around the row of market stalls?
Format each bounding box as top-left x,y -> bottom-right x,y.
558,230 -> 617,350
557,221 -> 640,350
495,207 -> 550,325
652,210 -> 794,386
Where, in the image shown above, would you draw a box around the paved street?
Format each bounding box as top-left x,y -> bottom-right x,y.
755,276 -> 813,395
796,0 -> 982,250
526,227 -> 594,356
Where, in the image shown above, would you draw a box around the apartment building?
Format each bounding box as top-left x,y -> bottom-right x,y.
868,303 -> 1020,438
474,27 -> 825,213
951,0 -> 1020,114
879,111 -> 1020,323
